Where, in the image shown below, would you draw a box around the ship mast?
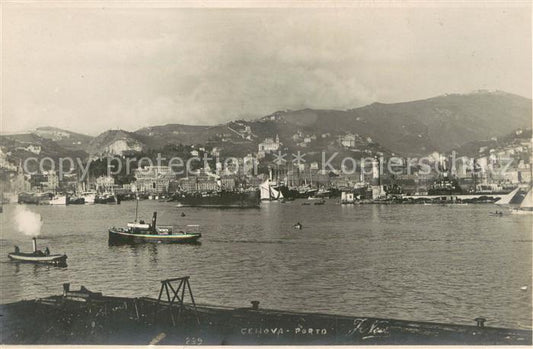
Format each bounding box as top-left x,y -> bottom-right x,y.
135,196 -> 139,222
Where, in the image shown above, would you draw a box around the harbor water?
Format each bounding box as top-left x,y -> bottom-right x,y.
0,201 -> 531,329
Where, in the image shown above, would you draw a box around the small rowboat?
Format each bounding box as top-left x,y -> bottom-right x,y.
8,238 -> 67,266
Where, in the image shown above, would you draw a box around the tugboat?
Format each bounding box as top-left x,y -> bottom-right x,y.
108,211 -> 201,244
8,237 -> 67,266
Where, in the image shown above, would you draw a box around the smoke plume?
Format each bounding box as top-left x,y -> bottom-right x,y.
14,205 -> 43,237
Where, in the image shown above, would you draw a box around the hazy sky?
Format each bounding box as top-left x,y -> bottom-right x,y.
2,3 -> 531,135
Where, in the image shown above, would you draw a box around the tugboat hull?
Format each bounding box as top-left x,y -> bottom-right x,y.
8,252 -> 67,266
108,229 -> 201,244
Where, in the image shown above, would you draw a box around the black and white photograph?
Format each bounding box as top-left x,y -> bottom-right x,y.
0,0 -> 532,346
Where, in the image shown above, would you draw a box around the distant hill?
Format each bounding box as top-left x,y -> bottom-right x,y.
132,90 -> 529,157
273,91 -> 532,156
0,133 -> 88,173
32,126 -> 93,152
2,91 -> 530,159
134,124 -> 215,150
452,128 -> 532,158
87,130 -> 148,156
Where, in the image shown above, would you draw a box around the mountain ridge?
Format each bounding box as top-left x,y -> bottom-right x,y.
1,91 -> 530,157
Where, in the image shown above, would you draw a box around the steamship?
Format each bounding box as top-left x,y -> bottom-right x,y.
108,211 -> 202,244
174,190 -> 260,208
7,237 -> 67,266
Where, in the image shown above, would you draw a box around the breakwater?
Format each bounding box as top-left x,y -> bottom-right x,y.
1,281 -> 531,345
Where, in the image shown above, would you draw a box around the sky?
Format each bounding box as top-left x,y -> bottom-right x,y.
2,2 -> 531,135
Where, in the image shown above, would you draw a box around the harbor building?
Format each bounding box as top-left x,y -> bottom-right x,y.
96,176 -> 116,192
134,165 -> 173,193
43,170 -> 59,191
179,176 -> 218,192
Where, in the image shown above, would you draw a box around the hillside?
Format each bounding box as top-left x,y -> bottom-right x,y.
131,91 -> 530,157
135,124 -> 212,148
2,91 -> 530,159
452,128 -> 532,157
32,127 -> 93,152
276,91 -> 532,156
87,130 -> 147,156
0,133 -> 88,173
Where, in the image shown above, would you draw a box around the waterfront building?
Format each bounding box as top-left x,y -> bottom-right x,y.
43,170 -> 59,191
121,183 -> 135,192
178,169 -> 223,193
179,177 -> 218,192
96,175 -> 116,192
220,176 -> 236,190
134,165 -> 173,193
503,170 -> 520,184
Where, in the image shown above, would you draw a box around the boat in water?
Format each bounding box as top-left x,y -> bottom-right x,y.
108,211 -> 202,244
278,185 -> 318,199
7,237 -> 67,266
175,190 -> 260,208
427,178 -> 464,195
67,195 -> 85,205
49,195 -> 67,205
95,192 -> 120,204
495,187 -> 521,206
81,191 -> 96,204
17,192 -> 41,205
260,180 -> 284,201
510,187 -> 533,215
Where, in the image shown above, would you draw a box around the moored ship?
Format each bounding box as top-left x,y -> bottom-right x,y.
95,192 -> 120,204
277,185 -> 318,199
175,190 -> 260,208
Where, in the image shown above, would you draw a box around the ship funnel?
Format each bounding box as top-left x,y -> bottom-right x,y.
32,237 -> 37,252
151,212 -> 157,232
